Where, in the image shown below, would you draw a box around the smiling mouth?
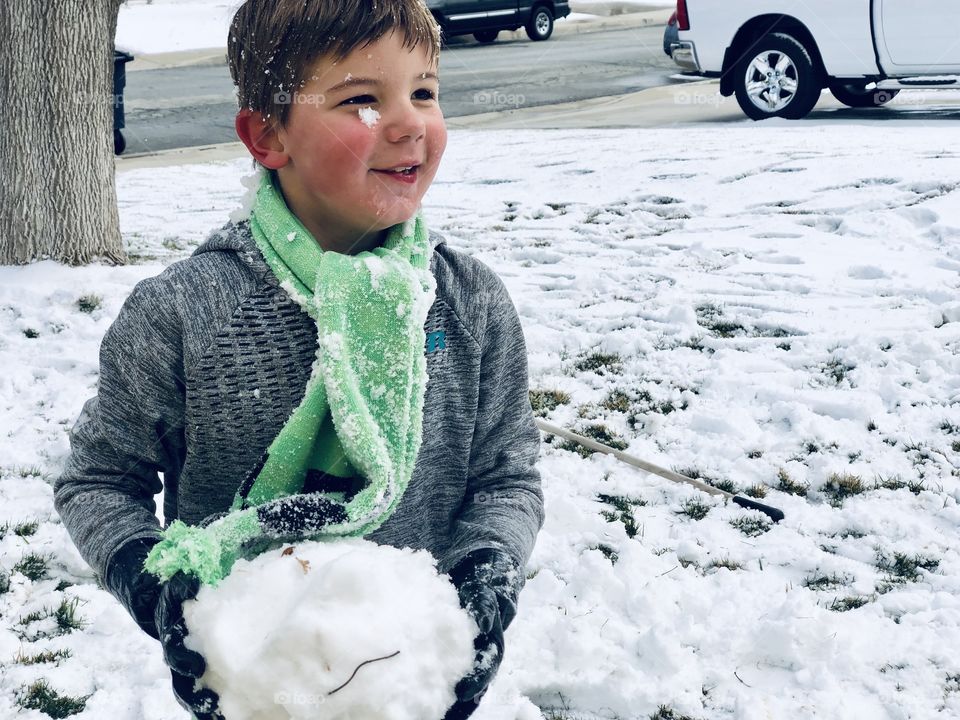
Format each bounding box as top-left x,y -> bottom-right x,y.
371,165 -> 420,177
371,164 -> 421,184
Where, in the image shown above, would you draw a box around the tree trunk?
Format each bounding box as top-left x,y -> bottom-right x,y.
0,0 -> 126,265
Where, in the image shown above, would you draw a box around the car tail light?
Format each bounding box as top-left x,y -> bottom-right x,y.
677,0 -> 690,30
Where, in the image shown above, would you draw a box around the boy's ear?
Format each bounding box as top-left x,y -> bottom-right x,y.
235,109 -> 289,169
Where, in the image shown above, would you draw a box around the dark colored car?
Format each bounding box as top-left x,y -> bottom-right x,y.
428,0 -> 571,43
663,10 -> 679,57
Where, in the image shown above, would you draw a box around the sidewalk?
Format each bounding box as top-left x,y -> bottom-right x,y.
116,79 -> 731,171
126,9 -> 672,72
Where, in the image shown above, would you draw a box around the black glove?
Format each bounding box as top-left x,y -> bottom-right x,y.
446,549 -> 523,708
103,536 -> 163,640
155,571 -> 223,720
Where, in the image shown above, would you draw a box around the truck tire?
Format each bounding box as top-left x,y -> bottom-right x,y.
525,5 -> 554,41
829,82 -> 899,108
474,30 -> 499,44
733,32 -> 822,121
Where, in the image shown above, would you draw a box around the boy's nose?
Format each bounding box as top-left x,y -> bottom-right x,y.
383,101 -> 426,143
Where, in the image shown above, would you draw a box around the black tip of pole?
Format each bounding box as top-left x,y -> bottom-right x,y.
732,495 -> 785,523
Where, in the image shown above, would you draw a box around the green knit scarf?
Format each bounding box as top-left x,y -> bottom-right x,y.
145,170 -> 435,585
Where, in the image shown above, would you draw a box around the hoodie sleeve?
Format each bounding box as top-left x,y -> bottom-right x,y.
54,272 -> 185,582
447,270 -> 544,571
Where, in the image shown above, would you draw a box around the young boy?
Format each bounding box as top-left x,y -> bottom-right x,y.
54,1 -> 543,718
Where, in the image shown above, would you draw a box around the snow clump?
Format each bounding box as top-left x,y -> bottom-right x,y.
183,538 -> 476,720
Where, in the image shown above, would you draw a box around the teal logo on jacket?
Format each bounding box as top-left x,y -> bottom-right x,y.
426,331 -> 446,353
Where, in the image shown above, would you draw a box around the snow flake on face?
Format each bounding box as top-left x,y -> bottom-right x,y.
286,231 -> 297,243
358,106 -> 381,128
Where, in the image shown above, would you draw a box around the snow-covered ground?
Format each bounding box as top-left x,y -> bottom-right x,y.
2,126 -> 960,719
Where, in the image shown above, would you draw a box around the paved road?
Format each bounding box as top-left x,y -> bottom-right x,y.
120,24 -> 679,153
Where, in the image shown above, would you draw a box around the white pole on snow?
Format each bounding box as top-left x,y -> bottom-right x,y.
534,418 -> 785,522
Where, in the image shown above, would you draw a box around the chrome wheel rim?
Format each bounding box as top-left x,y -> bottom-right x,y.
744,50 -> 799,113
535,11 -> 550,35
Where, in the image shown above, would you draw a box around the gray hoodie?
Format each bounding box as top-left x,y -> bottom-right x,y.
54,221 -> 543,583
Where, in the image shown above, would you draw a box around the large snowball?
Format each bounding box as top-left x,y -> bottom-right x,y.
183,538 -> 477,720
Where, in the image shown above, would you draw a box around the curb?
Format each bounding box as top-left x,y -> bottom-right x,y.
126,9 -> 672,71
116,141 -> 249,170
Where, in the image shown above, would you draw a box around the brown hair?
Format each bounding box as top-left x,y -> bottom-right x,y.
227,0 -> 441,127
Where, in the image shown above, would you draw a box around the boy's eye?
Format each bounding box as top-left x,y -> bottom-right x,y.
413,88 -> 437,101
340,94 -> 377,106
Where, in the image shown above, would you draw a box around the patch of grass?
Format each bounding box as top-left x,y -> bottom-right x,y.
14,648 -> 73,666
730,516 -> 771,537
828,595 -> 871,612
953,440 -> 960,453
940,421 -> 960,435
777,467 -> 809,497
867,420 -> 878,432
16,679 -> 89,718
902,440 -> 933,466
529,388 -> 571,417
558,423 -> 628,458
823,356 -> 856,384
708,478 -> 739,494
804,571 -> 852,591
877,551 -> 940,582
677,498 -> 711,521
0,570 -> 9,595
651,707 -> 699,720
874,475 -> 925,494
678,335 -> 707,352
597,493 -> 644,539
706,557 -> 743,572
753,326 -> 793,339
673,466 -> 719,484
15,465 -> 46,478
695,303 -> 745,338
601,389 -> 631,413
23,328 -> 40,338
14,520 -> 40,538
161,237 -> 185,251
76,294 -> 102,313
13,552 -> 50,581
595,543 -> 619,565
746,449 -> 763,459
945,673 -> 960,695
744,483 -> 768,499
821,473 -> 867,507
598,492 -> 645,512
54,597 -> 86,634
573,351 -> 623,375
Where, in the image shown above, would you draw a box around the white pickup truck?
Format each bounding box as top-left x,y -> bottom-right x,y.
667,0 -> 960,119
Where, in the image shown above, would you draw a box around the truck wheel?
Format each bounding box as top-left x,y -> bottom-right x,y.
829,82 -> 899,108
474,30 -> 499,44
733,32 -> 821,120
525,5 -> 554,41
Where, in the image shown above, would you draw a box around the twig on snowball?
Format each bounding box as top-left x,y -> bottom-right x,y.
327,651 -> 401,696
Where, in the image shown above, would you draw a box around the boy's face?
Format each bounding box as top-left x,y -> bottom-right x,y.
267,32 -> 446,252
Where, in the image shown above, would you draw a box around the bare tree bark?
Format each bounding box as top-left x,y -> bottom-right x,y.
0,0 -> 126,265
